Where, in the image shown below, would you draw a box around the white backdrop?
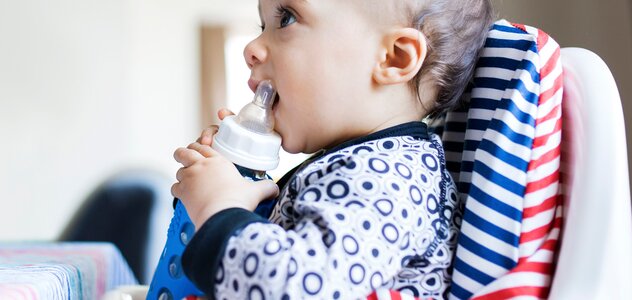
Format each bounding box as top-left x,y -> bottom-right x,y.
0,0 -> 258,240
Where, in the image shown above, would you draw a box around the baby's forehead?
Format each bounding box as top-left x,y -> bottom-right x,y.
351,0 -> 416,25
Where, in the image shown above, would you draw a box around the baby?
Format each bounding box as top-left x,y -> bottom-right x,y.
172,0 -> 493,299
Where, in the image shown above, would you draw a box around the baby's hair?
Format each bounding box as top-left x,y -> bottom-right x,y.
409,0 -> 495,118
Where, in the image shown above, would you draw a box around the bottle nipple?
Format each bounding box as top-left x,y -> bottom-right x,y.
235,80 -> 277,134
211,80 -> 282,171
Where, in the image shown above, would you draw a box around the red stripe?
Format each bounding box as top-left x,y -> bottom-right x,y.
537,29 -> 551,53
538,74 -> 563,105
527,143 -> 561,170
539,45 -> 560,79
523,194 -> 558,218
366,291 -> 379,300
534,101 -> 561,128
390,290 -> 403,300
511,22 -> 527,33
520,219 -> 556,243
473,285 -> 550,300
520,216 -> 563,247
525,171 -> 559,194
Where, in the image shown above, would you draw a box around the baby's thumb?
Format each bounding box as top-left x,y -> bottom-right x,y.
252,180 -> 279,201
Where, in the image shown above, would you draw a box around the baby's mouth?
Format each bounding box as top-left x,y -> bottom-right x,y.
272,93 -> 280,110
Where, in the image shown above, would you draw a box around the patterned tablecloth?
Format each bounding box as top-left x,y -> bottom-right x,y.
0,242 -> 138,299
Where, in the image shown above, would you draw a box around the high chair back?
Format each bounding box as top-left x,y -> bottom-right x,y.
548,47 -> 632,299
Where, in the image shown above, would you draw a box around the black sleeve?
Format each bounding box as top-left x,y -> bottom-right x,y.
181,207 -> 269,296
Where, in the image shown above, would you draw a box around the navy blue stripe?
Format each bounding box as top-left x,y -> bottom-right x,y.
467,118 -> 492,132
491,23 -> 527,34
485,37 -> 534,52
445,120 -> 467,132
443,141 -> 465,152
460,161 -> 475,174
457,181 -> 471,195
469,97 -> 499,111
463,138 -> 482,152
453,256 -> 496,285
473,161 -> 525,197
447,161 -> 462,175
478,140 -> 529,171
497,96 -> 536,126
458,228 -> 517,269
468,183 -> 524,222
463,205 -> 520,245
449,282 -> 473,300
509,78 -> 540,105
477,56 -> 521,71
488,119 -> 533,148
474,77 -> 511,91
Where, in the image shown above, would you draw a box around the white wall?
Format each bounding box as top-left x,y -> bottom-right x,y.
0,0 -> 258,240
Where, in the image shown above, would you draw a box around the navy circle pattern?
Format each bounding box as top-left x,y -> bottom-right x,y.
215,134 -> 460,299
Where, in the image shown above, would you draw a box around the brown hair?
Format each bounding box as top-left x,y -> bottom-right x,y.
410,0 -> 495,118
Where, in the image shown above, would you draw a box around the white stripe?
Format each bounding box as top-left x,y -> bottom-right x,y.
519,206 -> 555,233
375,288 -> 392,300
523,181 -> 559,208
465,185 -> 523,228
525,157 -> 560,183
473,272 -> 550,298
442,131 -> 466,143
539,65 -> 563,92
489,27 -> 537,42
520,246 -> 555,263
451,269 -> 485,296
481,129 -> 532,162
476,67 -> 516,80
481,47 -> 536,62
470,87 -> 506,102
476,150 -> 526,184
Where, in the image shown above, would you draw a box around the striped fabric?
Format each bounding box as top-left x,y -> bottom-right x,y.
0,242 -> 138,299
367,20 -> 564,300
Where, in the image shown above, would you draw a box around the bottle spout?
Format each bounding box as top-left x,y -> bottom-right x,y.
235,80 -> 277,134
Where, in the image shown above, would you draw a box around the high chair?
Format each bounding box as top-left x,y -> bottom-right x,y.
548,47 -> 632,299
106,21 -> 632,300
373,20 -> 631,300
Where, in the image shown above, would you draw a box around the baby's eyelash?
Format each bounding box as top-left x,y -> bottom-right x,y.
274,4 -> 289,19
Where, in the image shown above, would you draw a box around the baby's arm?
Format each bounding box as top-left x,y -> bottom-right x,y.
182,154 -> 432,299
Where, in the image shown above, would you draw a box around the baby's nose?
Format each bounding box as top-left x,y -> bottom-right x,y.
244,37 -> 267,69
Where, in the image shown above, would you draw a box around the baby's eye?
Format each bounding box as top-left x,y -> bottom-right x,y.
276,6 -> 296,28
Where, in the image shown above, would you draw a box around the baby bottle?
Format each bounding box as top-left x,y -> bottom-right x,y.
147,80 -> 281,300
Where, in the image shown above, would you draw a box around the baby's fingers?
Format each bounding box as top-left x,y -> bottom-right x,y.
187,142 -> 217,158
196,125 -> 219,146
174,147 -> 205,167
217,108 -> 235,120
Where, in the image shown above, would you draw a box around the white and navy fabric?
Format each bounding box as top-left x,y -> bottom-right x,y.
182,122 -> 462,299
369,19 -> 564,300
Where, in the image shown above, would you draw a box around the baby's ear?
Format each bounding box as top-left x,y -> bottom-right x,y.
373,28 -> 427,85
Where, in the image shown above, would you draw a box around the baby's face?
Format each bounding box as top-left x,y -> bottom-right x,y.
245,0 -> 386,153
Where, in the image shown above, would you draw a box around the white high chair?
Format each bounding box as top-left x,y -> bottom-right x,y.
549,48 -> 632,299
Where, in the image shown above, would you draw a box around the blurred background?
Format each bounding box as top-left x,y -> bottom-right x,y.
0,0 -> 630,244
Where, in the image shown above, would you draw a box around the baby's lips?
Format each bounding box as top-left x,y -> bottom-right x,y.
248,78 -> 259,93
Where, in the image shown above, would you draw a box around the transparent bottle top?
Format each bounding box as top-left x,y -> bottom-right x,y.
235,80 -> 277,134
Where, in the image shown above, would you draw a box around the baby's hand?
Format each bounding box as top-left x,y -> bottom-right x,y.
196,108 -> 235,146
171,142 -> 278,230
